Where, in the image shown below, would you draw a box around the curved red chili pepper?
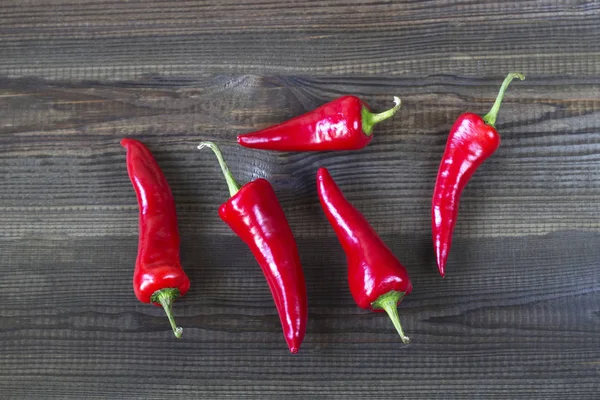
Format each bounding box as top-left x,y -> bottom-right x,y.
121,138 -> 190,338
199,142 -> 307,353
317,167 -> 412,343
237,95 -> 401,151
432,73 -> 525,277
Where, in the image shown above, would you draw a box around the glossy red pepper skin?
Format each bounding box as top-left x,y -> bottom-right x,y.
237,95 -> 401,151
432,73 -> 524,277
317,167 -> 412,343
432,114 -> 500,277
122,138 -> 190,338
199,142 -> 307,353
219,179 -> 307,353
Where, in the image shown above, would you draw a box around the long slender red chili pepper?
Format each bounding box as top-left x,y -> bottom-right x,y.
317,167 -> 412,343
198,141 -> 307,353
237,95 -> 401,151
432,73 -> 525,277
121,138 -> 190,338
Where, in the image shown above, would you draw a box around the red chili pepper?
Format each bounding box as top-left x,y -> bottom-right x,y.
121,138 -> 190,338
198,141 -> 307,353
317,167 -> 412,343
432,73 -> 525,277
237,95 -> 402,151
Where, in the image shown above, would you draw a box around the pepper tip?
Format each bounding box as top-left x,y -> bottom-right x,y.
437,259 -> 445,278
174,326 -> 183,339
316,167 -> 328,178
197,142 -> 210,151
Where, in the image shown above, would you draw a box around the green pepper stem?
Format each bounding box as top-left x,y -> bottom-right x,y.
198,141 -> 241,197
361,96 -> 402,136
371,290 -> 410,344
482,73 -> 525,128
151,288 -> 183,339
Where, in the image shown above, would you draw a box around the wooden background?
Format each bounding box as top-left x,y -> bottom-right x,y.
1,1 -> 599,398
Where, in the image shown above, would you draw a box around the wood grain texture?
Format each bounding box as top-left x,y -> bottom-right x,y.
0,1 -> 599,399
1,0 -> 600,80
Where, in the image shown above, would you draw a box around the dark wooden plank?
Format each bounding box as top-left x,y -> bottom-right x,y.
0,1 -> 599,80
0,234 -> 598,399
1,75 -> 600,240
0,1 -> 599,399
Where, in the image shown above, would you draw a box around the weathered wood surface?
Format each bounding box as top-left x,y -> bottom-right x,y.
0,1 -> 599,399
